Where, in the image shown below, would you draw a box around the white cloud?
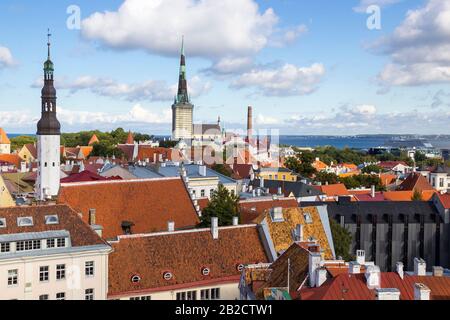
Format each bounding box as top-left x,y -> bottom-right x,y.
373,0 -> 450,86
353,0 -> 402,13
81,0 -> 279,59
206,57 -> 254,75
32,75 -> 211,102
255,114 -> 281,125
231,63 -> 326,96
0,46 -> 16,68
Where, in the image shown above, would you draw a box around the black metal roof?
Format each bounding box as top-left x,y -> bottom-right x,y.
249,178 -> 323,198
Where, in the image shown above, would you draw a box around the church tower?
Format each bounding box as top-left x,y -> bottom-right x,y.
36,30 -> 61,200
172,37 -> 194,141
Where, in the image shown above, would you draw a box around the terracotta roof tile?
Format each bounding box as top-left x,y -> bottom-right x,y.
437,193 -> 450,209
137,147 -> 178,162
0,128 -> 10,145
126,131 -> 134,145
0,154 -> 21,168
398,172 -> 434,192
57,178 -> 200,240
384,190 -> 436,201
88,134 -> 99,146
24,144 -> 37,159
107,226 -> 269,297
318,184 -> 349,197
239,198 -> 298,224
0,204 -> 107,247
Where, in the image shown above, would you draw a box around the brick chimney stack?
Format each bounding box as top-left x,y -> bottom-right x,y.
247,106 -> 253,141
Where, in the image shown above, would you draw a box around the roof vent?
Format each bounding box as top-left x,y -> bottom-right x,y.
0,218 -> 5,228
163,272 -> 173,281
131,275 -> 141,283
202,268 -> 210,276
17,217 -> 33,227
45,215 -> 59,225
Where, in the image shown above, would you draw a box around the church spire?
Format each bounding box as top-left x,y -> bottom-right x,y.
176,36 -> 189,104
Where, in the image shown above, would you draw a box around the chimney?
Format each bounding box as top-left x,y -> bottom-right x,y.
168,221 -> 175,232
433,266 -> 444,277
295,224 -> 304,242
414,283 -> 431,301
232,216 -> 239,226
199,165 -> 207,177
308,251 -> 322,288
396,262 -> 404,279
349,261 -> 361,274
371,185 -> 376,198
260,178 -> 264,189
356,250 -> 366,265
414,258 -> 427,276
88,209 -> 96,225
376,288 -> 401,301
277,187 -> 283,196
247,106 -> 253,141
211,217 -> 219,240
365,265 -> 381,289
315,268 -> 327,287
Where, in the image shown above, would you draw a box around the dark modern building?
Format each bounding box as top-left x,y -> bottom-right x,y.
301,199 -> 450,272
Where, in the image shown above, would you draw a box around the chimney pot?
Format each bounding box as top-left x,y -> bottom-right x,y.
211,217 -> 219,240
232,216 -> 239,226
308,251 -> 322,288
295,224 -> 304,242
396,262 -> 404,279
168,221 -> 175,232
365,265 -> 381,289
433,266 -> 444,277
376,288 -> 401,300
349,261 -> 361,274
356,250 -> 366,265
414,258 -> 427,276
414,283 -> 431,301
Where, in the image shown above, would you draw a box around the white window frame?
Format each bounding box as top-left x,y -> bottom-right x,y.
85,261 -> 94,277
56,264 -> 66,280
39,266 -> 49,282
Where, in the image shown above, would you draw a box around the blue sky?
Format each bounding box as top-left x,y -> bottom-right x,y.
0,0 -> 449,135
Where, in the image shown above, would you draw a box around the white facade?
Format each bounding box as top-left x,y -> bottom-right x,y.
430,172 -> 450,193
0,143 -> 10,155
113,282 -> 239,300
0,247 -> 110,300
36,135 -> 60,200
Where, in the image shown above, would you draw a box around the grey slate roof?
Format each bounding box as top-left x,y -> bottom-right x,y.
249,179 -> 323,198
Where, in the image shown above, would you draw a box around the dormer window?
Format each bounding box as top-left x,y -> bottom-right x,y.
0,218 -> 6,228
17,217 -> 33,227
45,215 -> 59,225
303,212 -> 313,224
237,264 -> 245,272
163,272 -> 173,281
131,275 -> 141,283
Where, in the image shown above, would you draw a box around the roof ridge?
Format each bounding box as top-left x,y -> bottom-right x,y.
60,176 -> 181,187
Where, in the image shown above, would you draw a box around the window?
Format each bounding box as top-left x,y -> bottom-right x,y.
56,292 -> 65,300
44,162 -> 47,168
85,289 -> 94,300
440,178 -> 445,188
39,295 -> 49,300
16,240 -> 40,251
45,215 -> 59,225
176,290 -> 197,301
85,261 -> 94,277
130,296 -> 151,300
1,242 -> 10,253
0,218 -> 5,228
201,190 -> 205,197
17,217 -> 33,227
282,175 -> 286,180
46,239 -> 55,248
39,266 -> 49,282
210,189 -> 215,195
56,264 -> 65,280
201,288 -> 220,300
8,269 -> 18,286
56,238 -> 66,248
202,268 -> 210,276
163,272 -> 173,281
304,212 -> 313,224
131,275 -> 141,283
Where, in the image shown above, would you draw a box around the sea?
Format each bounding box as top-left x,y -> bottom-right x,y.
9,134 -> 450,150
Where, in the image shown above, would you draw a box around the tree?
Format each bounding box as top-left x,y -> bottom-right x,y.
285,152 -> 317,178
411,189 -> 423,201
330,219 -> 354,261
200,184 -> 239,227
211,164 -> 232,177
315,171 -> 339,185
10,136 -> 36,152
361,164 -> 382,174
91,141 -> 124,158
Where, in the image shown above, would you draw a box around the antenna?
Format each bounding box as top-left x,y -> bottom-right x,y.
47,28 -> 52,59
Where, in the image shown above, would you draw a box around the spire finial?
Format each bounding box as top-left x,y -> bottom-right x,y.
47,28 -> 52,60
181,35 -> 185,56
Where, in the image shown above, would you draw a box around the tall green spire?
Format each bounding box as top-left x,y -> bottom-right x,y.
176,36 -> 189,104
44,28 -> 54,73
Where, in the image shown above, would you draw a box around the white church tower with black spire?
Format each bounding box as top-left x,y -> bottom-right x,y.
36,30 -> 61,201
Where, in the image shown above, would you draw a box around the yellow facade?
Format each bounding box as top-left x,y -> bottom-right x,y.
0,175 -> 14,207
18,145 -> 36,163
256,169 -> 298,182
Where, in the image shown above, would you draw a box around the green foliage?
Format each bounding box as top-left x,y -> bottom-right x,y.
285,151 -> 317,178
91,141 -> 125,158
411,189 -> 423,201
211,164 -> 232,178
330,219 -> 354,261
315,171 -> 339,185
339,174 -> 384,191
312,146 -> 375,166
10,136 -> 36,152
414,151 -> 427,163
361,164 -> 383,174
159,140 -> 178,148
61,128 -> 151,148
200,184 -> 239,227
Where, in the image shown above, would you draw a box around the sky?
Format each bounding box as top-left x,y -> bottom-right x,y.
0,0 -> 449,135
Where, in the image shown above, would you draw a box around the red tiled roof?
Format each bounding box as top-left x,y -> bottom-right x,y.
88,134 -> 100,146
232,164 -> 253,180
398,172 -> 434,192
354,193 -> 387,202
0,204 -> 107,247
60,170 -> 121,183
57,178 -> 201,239
300,272 -> 450,300
0,154 -> 21,167
437,193 -> 450,209
379,161 -> 408,169
117,145 -> 135,161
239,198 -> 298,224
24,143 -> 37,159
379,173 -> 397,186
126,131 -> 134,145
318,184 -> 349,197
0,128 -> 10,145
107,226 -> 269,297
137,146 -> 177,162
384,190 -> 436,201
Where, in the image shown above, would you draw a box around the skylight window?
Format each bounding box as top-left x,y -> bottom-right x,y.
303,213 -> 313,224
0,218 -> 6,228
45,215 -> 59,225
163,272 -> 173,281
202,268 -> 210,276
17,217 -> 33,227
131,275 -> 141,283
